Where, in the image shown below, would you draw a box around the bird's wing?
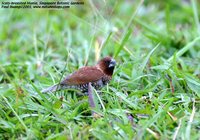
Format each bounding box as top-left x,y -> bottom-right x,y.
60,66 -> 104,85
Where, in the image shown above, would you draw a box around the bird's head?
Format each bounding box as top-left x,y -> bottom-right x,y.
96,56 -> 116,76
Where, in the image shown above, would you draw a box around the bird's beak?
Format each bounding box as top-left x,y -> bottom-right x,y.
109,59 -> 116,68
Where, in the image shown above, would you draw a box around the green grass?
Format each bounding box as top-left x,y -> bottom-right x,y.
0,0 -> 200,139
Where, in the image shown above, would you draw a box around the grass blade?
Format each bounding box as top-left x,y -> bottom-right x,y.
168,36 -> 200,62
114,29 -> 132,58
140,43 -> 160,72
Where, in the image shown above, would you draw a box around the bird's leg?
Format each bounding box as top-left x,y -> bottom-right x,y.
88,82 -> 95,108
88,82 -> 96,115
88,83 -> 102,118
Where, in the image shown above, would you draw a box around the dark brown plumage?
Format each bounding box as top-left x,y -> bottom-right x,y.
42,56 -> 116,93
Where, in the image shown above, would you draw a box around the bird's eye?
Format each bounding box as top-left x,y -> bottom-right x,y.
105,60 -> 110,65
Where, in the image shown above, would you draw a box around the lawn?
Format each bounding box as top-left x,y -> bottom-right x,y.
0,0 -> 200,139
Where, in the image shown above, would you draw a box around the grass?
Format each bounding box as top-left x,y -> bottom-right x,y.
0,0 -> 200,139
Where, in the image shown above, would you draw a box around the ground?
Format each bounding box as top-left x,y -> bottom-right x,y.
0,0 -> 200,139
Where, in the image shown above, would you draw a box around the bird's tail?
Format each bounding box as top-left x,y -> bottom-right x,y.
41,84 -> 61,93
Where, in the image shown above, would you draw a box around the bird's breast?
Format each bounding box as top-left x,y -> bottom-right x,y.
61,75 -> 112,92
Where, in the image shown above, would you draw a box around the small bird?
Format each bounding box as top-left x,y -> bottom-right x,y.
42,56 -> 116,116
42,56 -> 116,93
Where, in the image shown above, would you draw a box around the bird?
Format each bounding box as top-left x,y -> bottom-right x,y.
41,56 -> 116,93
42,56 -> 116,116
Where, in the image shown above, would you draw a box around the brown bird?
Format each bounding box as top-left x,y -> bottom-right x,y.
42,56 -> 116,93
42,56 -> 116,116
